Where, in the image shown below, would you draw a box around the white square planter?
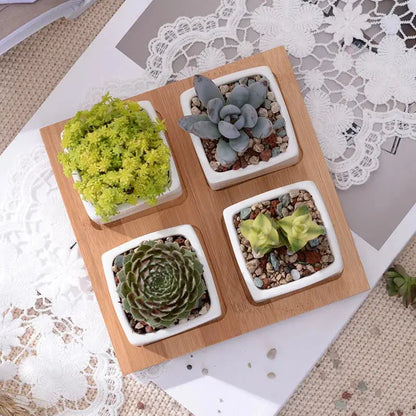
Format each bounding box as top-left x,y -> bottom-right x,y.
67,100 -> 182,224
101,224 -> 222,346
180,66 -> 299,190
223,181 -> 343,303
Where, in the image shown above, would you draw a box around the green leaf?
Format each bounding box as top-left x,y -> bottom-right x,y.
277,206 -> 325,253
240,213 -> 281,257
384,265 -> 416,308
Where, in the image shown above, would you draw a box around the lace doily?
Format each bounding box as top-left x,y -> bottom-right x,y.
89,0 -> 416,189
0,146 -> 124,415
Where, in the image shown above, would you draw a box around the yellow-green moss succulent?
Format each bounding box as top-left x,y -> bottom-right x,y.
58,94 -> 171,221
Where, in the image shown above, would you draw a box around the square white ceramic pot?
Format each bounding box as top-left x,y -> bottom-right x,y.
180,66 -> 299,190
66,100 -> 182,224
223,181 -> 343,303
102,224 -> 222,346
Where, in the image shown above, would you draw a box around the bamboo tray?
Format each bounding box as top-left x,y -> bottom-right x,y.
41,47 -> 369,375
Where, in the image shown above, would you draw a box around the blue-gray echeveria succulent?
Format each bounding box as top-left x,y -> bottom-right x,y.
178,74 -> 274,166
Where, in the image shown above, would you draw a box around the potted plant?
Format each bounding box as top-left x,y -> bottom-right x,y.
101,224 -> 222,346
58,94 -> 182,224
179,66 -> 299,190
223,181 -> 343,302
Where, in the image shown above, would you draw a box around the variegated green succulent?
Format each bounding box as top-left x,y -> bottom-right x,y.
239,205 -> 325,256
178,74 -> 274,166
116,240 -> 206,329
240,213 -> 282,258
278,205 -> 325,253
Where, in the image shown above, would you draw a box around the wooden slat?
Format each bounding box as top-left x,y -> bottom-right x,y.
41,47 -> 369,375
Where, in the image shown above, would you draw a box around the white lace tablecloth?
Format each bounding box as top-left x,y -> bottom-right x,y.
1,1 -> 416,415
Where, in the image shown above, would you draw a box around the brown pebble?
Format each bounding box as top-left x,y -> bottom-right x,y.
262,278 -> 269,288
260,148 -> 272,162
267,348 -> 277,360
137,401 -> 145,409
232,160 -> 241,170
145,326 -> 154,333
304,251 -> 321,264
267,372 -> 276,379
342,391 -> 353,400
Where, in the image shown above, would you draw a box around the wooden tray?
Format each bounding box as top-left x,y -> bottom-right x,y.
41,47 -> 369,375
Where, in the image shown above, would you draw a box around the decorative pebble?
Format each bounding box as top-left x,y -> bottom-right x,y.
289,189 -> 299,198
210,161 -> 220,170
248,78 -> 255,85
269,252 -> 279,271
267,91 -> 275,100
270,102 -> 284,114
254,277 -> 264,288
277,128 -> 287,137
357,381 -> 368,391
191,97 -> 201,106
249,155 -> 259,165
240,207 -> 251,220
246,259 -> 259,274
199,304 -> 209,315
202,368 -> 209,375
334,400 -> 347,410
272,147 -> 281,157
276,202 -> 283,216
253,143 -> 265,153
264,99 -> 271,109
219,85 -> 229,94
191,106 -> 201,115
273,118 -> 286,129
267,348 -> 277,360
267,372 -> 276,379
114,255 -> 124,268
308,238 -> 320,248
279,193 -> 290,207
239,77 -> 248,85
258,107 -> 268,117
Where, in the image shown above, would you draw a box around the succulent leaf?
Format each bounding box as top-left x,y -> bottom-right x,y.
207,98 -> 223,124
194,74 -> 224,107
234,115 -> 245,130
229,130 -> 249,152
218,120 -> 240,139
240,213 -> 282,258
192,120 -> 221,139
216,139 -> 237,165
384,265 -> 416,307
278,205 -> 325,253
219,104 -> 241,119
226,85 -> 249,107
247,80 -> 268,108
116,240 -> 206,329
251,117 -> 273,139
178,114 -> 209,132
241,103 -> 258,128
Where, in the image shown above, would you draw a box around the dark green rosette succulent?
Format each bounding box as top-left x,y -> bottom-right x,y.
385,264 -> 416,308
116,240 -> 206,329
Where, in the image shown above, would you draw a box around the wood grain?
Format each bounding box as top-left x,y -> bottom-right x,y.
41,47 -> 369,375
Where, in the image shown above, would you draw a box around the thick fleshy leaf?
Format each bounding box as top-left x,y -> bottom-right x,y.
178,114 -> 209,132
229,131 -> 249,152
216,139 -> 237,166
226,85 -> 249,107
247,80 -> 268,108
194,74 -> 224,107
234,115 -> 245,130
218,120 -> 240,139
192,120 -> 221,139
278,205 -> 325,253
207,98 -> 223,123
251,117 -> 273,138
240,213 -> 281,257
219,104 -> 241,119
241,103 -> 258,128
